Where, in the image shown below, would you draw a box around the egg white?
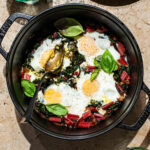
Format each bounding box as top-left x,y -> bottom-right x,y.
30,38 -> 63,71
77,31 -> 120,66
77,70 -> 120,105
37,82 -> 89,117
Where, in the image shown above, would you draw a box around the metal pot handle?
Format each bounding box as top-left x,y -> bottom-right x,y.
118,82 -> 150,130
0,13 -> 32,60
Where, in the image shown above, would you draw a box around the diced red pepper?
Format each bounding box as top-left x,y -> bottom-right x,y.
73,72 -> 79,76
89,106 -> 98,112
102,101 -> 115,110
78,122 -> 91,128
117,42 -> 126,56
116,83 -> 124,93
82,111 -> 92,119
49,117 -> 61,123
94,113 -> 104,118
67,114 -> 79,121
118,57 -> 128,66
63,116 -> 74,126
96,117 -> 106,121
86,26 -> 95,32
23,73 -> 31,81
121,71 -> 128,81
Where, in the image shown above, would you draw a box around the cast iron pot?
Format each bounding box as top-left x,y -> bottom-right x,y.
0,3 -> 150,140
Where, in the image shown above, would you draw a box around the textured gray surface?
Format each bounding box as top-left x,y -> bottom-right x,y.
0,0 -> 150,150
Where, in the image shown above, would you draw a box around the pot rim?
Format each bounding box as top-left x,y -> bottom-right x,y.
6,3 -> 143,140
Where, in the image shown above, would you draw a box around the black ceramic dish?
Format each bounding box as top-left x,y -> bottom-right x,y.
0,4 -> 150,140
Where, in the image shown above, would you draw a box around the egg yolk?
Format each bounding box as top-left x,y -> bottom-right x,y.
82,79 -> 99,97
101,96 -> 112,105
39,49 -> 54,68
44,89 -> 62,104
78,36 -> 98,56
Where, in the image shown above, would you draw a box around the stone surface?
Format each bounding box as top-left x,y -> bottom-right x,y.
0,0 -> 150,150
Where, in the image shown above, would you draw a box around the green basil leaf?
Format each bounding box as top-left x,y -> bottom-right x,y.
100,49 -> 118,74
46,103 -> 68,116
21,79 -> 36,97
126,147 -> 148,150
54,18 -> 84,37
90,68 -> 100,81
94,57 -> 101,68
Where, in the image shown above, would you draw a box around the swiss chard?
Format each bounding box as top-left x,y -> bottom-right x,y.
21,79 -> 36,97
54,18 -> 84,37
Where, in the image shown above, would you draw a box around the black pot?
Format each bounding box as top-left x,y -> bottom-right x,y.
0,3 -> 150,140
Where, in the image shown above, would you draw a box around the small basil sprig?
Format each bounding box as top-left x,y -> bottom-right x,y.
21,79 -> 36,97
100,49 -> 118,74
54,18 -> 84,37
46,103 -> 68,116
90,57 -> 101,81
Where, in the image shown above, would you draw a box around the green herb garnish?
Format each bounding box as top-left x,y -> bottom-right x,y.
21,79 -> 36,97
100,49 -> 118,74
46,103 -> 68,116
90,57 -> 101,81
54,18 -> 84,37
90,69 -> 100,81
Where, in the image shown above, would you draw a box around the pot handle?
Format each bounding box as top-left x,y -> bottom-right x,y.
118,82 -> 150,130
0,13 -> 32,60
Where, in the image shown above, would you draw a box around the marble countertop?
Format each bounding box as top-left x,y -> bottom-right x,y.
0,0 -> 150,150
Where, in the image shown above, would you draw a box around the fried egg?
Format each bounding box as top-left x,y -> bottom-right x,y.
38,83 -> 73,106
37,82 -> 89,117
77,70 -> 120,105
30,38 -> 63,71
77,31 -> 120,66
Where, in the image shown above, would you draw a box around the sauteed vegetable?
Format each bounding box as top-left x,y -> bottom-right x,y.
21,18 -> 130,128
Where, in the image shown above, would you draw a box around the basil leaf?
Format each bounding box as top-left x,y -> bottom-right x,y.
21,79 -> 36,97
46,103 -> 68,116
54,18 -> 84,37
100,49 -> 118,74
90,68 -> 100,81
94,57 -> 101,68
126,147 -> 148,150
90,57 -> 101,81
